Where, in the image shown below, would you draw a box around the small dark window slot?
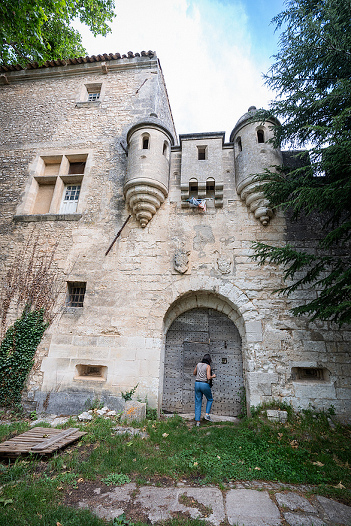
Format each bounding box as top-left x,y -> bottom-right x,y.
197,146 -> 207,160
291,367 -> 329,382
68,162 -> 86,175
206,179 -> 215,198
257,130 -> 264,143
189,182 -> 198,198
76,364 -> 107,380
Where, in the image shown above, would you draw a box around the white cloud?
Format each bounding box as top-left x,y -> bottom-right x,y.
75,0 -> 278,140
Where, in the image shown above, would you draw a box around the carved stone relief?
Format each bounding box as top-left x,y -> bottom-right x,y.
173,249 -> 190,274
217,255 -> 232,274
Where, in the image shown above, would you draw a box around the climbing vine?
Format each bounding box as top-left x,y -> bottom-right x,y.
0,233 -> 61,339
0,309 -> 48,407
0,231 -> 64,408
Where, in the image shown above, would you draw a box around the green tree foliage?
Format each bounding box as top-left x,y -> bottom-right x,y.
0,309 -> 48,407
252,0 -> 351,325
0,0 -> 115,66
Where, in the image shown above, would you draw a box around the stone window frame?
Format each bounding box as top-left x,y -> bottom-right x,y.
206,177 -> 215,198
141,133 -> 150,150
67,281 -> 87,307
197,145 -> 208,160
256,128 -> 265,144
76,82 -> 105,107
235,136 -> 242,156
15,151 -> 90,221
189,178 -> 198,198
291,367 -> 330,382
74,364 -> 107,382
163,140 -> 170,158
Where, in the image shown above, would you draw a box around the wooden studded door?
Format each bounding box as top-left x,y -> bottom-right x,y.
162,308 -> 244,416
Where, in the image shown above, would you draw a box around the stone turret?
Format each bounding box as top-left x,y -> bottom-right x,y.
230,106 -> 282,226
124,115 -> 175,227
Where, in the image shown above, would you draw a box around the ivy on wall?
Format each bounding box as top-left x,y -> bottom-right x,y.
0,232 -> 64,409
0,309 -> 48,407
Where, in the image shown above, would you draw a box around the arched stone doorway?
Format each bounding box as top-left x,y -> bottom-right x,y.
162,307 -> 244,416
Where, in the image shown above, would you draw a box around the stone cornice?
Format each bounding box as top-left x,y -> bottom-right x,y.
0,54 -> 158,84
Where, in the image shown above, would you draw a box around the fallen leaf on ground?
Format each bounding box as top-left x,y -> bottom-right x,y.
312,461 -> 324,467
0,498 -> 13,506
334,482 -> 345,489
162,433 -> 169,437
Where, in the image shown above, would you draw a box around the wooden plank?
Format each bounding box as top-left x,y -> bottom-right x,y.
0,427 -> 86,457
31,428 -> 79,451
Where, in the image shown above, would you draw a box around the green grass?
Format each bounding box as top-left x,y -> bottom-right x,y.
0,406 -> 350,525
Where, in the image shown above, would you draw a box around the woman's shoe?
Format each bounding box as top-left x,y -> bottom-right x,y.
204,415 -> 212,422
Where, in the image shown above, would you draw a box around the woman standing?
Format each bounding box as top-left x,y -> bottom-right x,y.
193,353 -> 216,426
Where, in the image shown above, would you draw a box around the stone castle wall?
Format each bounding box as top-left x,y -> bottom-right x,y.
0,54 -> 349,419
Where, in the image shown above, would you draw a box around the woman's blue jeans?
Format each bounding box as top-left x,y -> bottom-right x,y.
195,381 -> 213,421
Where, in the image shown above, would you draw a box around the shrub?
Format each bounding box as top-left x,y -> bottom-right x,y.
0,309 -> 47,407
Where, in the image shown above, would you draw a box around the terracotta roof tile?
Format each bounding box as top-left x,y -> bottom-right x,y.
0,51 -> 155,73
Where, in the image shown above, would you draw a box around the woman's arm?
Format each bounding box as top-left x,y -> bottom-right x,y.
206,365 -> 216,380
193,365 -> 197,376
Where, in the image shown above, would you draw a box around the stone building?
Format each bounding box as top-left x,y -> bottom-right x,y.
0,52 -> 350,419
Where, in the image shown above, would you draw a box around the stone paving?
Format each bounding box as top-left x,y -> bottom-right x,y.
75,482 -> 351,526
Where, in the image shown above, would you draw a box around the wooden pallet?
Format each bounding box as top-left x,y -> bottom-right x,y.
0,427 -> 86,458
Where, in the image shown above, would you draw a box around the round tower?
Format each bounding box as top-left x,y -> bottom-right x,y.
124,115 -> 175,227
230,106 -> 283,226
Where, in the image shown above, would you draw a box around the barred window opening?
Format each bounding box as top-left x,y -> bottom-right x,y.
67,282 -> 86,307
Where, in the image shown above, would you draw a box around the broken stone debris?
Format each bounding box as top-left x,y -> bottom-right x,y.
28,402 -> 147,427
113,426 -> 148,438
266,410 -> 288,423
78,411 -> 93,421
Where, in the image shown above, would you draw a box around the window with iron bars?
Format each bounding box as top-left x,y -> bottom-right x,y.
67,282 -> 86,307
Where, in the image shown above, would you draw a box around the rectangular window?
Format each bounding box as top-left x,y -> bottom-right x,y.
60,185 -> 81,214
189,180 -> 198,198
68,162 -> 86,175
32,183 -> 55,214
67,282 -> 86,307
86,84 -> 101,102
29,154 -> 87,216
87,91 -> 100,102
75,364 -> 107,381
206,179 -> 215,198
197,146 -> 207,160
291,367 -> 329,382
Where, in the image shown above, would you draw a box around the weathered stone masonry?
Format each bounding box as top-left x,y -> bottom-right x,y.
0,52 -> 350,419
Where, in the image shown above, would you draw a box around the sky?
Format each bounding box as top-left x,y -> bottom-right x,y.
75,0 -> 286,140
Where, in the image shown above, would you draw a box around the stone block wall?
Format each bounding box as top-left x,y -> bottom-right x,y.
0,54 -> 350,419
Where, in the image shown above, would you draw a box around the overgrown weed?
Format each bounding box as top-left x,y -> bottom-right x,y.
0,407 -> 350,524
